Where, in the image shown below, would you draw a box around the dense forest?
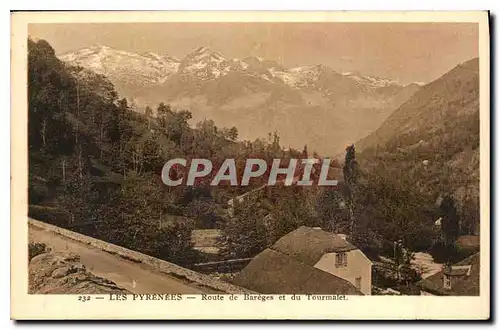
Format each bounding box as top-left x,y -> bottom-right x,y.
28,37 -> 316,266
28,38 -> 476,270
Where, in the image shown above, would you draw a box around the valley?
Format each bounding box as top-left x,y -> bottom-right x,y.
27,35 -> 482,297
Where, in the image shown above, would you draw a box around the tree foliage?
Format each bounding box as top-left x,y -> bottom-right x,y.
439,195 -> 460,245
28,38 -> 298,266
218,196 -> 268,259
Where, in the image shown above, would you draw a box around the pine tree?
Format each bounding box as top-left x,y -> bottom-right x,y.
343,144 -> 359,235
156,102 -> 171,129
302,144 -> 308,159
440,195 -> 460,246
228,126 -> 238,141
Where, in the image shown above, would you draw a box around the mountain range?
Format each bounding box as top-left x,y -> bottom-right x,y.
59,45 -> 421,155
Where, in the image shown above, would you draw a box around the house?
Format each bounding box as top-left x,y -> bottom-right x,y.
232,226 -> 372,295
417,252 -> 480,296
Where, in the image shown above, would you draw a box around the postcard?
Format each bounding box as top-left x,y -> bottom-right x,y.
11,11 -> 490,320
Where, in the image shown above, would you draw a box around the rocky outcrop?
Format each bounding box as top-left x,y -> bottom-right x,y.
29,251 -> 130,294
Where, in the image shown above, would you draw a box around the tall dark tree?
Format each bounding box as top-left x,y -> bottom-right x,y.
302,144 -> 308,159
343,144 -> 359,235
109,98 -> 135,177
156,102 -> 172,129
228,126 -> 238,141
440,195 -> 460,246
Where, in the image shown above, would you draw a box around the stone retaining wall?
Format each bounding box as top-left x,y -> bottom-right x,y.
29,218 -> 254,294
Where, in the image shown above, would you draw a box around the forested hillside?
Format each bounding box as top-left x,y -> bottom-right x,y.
358,58 -> 480,236
28,38 -> 331,266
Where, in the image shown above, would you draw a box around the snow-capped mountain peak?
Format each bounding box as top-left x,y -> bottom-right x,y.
266,65 -> 325,88
142,51 -> 180,63
186,46 -> 227,62
178,46 -> 235,80
194,46 -> 210,53
59,44 -> 409,97
342,71 -> 400,89
59,44 -> 180,86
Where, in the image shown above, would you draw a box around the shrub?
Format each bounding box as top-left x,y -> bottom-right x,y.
429,241 -> 472,264
28,205 -> 69,227
403,225 -> 436,252
152,222 -> 200,267
28,242 -> 47,261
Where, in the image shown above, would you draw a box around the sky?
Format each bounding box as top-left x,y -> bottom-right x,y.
29,22 -> 478,85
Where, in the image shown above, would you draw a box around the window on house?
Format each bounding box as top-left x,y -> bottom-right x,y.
335,252 -> 347,267
443,275 -> 451,290
355,277 -> 362,290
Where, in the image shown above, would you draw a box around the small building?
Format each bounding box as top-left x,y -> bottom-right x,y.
233,226 -> 372,295
417,252 -> 480,296
191,229 -> 222,255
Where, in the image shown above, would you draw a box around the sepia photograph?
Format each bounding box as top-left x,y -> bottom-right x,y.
10,11 -> 490,320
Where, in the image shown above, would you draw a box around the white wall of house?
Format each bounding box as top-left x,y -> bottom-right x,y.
314,250 -> 372,295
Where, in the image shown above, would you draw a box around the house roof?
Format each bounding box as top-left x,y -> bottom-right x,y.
271,226 -> 358,266
417,253 -> 480,296
444,266 -> 471,276
232,248 -> 362,295
456,236 -> 480,249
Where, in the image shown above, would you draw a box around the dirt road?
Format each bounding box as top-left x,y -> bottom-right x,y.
29,225 -> 217,294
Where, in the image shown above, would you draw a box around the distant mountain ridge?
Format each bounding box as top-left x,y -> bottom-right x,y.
60,44 -> 409,91
357,58 -> 479,150
59,44 -> 422,155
